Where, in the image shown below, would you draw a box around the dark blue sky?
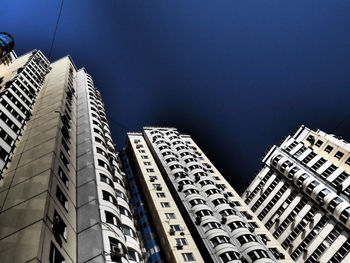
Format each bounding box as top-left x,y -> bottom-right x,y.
2,0 -> 350,193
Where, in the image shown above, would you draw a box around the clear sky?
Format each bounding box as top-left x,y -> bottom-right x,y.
2,0 -> 350,193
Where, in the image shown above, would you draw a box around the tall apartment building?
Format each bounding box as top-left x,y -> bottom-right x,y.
244,125 -> 350,263
0,34 -> 141,263
125,127 -> 293,263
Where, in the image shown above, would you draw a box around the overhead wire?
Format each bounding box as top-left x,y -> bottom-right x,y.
48,0 -> 65,60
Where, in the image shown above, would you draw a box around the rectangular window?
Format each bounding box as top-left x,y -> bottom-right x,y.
182,253 -> 195,261
56,186 -> 68,211
146,168 -> 154,173
0,145 -> 9,161
170,224 -> 183,231
335,151 -> 344,160
141,155 -> 148,159
144,162 -> 151,165
176,238 -> 188,246
153,184 -> 162,190
138,150 -> 145,153
315,139 -> 323,147
58,167 -> 69,189
53,210 -> 67,240
346,158 -> 350,166
60,151 -> 70,171
325,145 -> 334,153
165,213 -> 176,219
156,192 -> 166,198
160,202 -> 171,208
49,242 -> 65,263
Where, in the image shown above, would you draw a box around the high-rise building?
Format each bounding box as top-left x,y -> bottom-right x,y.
0,33 -> 295,263
0,35 -> 141,262
0,32 -> 15,59
243,125 -> 350,263
125,127 -> 293,263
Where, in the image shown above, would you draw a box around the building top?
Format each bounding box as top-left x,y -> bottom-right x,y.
0,32 -> 15,58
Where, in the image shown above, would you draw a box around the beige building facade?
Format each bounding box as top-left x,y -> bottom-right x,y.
244,125 -> 350,263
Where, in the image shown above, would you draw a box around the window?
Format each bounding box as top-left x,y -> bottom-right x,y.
105,211 -> 119,226
52,210 -> 67,241
325,145 -> 334,153
237,234 -> 258,245
182,253 -> 195,261
228,221 -> 246,231
141,155 -> 148,159
56,186 -> 68,211
165,213 -> 176,219
210,236 -> 230,247
176,238 -> 188,246
202,221 -> 221,232
146,168 -> 154,173
170,224 -> 183,231
160,202 -> 171,208
0,127 -> 13,146
144,162 -> 151,165
219,251 -> 241,262
58,167 -> 69,189
119,206 -> 131,217
315,140 -> 323,147
335,151 -> 344,160
189,199 -> 205,207
328,197 -> 343,213
138,150 -> 145,153
153,183 -> 162,190
122,225 -> 136,238
128,249 -> 138,261
156,192 -> 166,198
60,151 -> 70,171
248,249 -> 270,261
100,173 -> 113,187
346,158 -> 350,166
102,190 -> 118,206
49,242 -> 65,263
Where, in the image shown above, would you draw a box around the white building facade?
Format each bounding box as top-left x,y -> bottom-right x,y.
126,127 -> 293,263
244,125 -> 350,263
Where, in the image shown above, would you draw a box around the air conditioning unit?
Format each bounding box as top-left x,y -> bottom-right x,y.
176,244 -> 183,250
111,244 -> 124,258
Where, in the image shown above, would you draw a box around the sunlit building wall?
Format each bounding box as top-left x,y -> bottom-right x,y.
0,37 -> 142,262
244,125 -> 350,263
125,127 -> 293,263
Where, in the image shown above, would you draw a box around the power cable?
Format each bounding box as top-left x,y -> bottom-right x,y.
48,0 -> 64,60
334,113 -> 350,134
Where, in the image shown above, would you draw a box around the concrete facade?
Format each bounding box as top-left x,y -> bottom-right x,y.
244,125 -> 350,263
0,53 -> 77,262
126,132 -> 204,263
125,127 -> 292,263
0,48 -> 141,263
